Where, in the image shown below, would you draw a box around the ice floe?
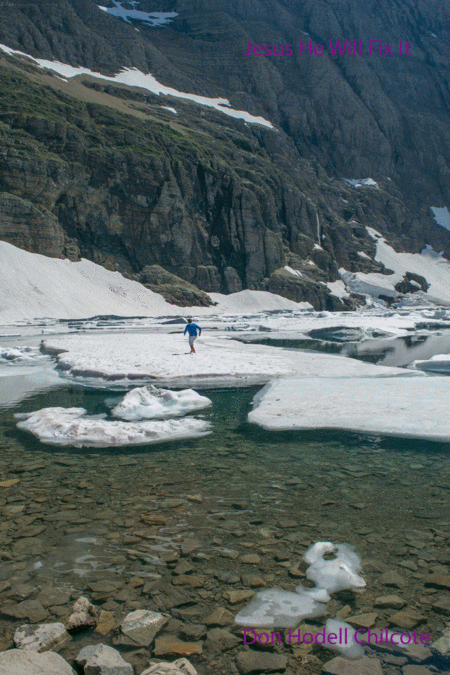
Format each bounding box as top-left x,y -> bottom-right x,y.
15,407 -> 211,447
0,345 -> 51,365
98,1 -> 177,27
412,353 -> 450,374
302,542 -> 366,601
111,386 -> 211,420
247,374 -> 450,441
41,333 -> 422,389
324,619 -> 365,659
0,44 -> 273,128
234,588 -> 327,628
235,542 -> 365,631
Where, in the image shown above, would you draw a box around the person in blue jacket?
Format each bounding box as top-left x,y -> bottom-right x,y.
184,318 -> 202,354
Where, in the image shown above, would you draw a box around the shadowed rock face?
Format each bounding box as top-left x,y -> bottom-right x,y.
0,0 -> 449,308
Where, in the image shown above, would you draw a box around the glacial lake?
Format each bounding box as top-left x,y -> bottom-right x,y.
0,323 -> 449,673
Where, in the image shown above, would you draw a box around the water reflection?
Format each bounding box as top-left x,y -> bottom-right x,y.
241,330 -> 450,368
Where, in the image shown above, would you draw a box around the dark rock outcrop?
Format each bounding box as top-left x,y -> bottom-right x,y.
0,0 -> 449,308
137,265 -> 215,307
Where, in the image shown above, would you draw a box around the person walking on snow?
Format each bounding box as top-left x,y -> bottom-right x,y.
184,318 -> 202,354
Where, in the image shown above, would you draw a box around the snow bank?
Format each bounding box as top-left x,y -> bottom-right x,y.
431,206 -> 450,232
15,407 -> 211,447
111,385 -> 211,420
41,333 -> 421,389
412,353 -> 450,374
208,289 -> 310,312
0,44 -> 273,128
0,242 -> 310,321
340,228 -> 450,305
247,374 -> 450,441
343,178 -> 378,188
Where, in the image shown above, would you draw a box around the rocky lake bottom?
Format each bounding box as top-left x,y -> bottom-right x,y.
0,384 -> 449,674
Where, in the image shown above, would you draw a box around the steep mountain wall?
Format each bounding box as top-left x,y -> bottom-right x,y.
0,0 -> 449,307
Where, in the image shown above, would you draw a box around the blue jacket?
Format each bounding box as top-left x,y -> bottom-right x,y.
184,323 -> 201,337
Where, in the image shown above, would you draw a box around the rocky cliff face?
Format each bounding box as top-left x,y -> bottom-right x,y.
0,0 -> 449,308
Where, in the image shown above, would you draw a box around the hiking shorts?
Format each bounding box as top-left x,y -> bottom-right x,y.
188,335 -> 197,346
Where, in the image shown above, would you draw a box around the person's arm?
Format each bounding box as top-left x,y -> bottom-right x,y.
183,326 -> 187,335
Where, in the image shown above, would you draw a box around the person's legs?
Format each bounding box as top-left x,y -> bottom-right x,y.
189,336 -> 196,353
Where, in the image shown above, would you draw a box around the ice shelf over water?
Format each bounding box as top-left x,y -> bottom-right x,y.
41,334 -> 422,389
111,386 -> 212,420
248,375 -> 450,440
15,407 -> 211,447
412,353 -> 450,374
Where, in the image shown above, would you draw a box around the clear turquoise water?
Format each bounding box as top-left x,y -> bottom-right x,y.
0,380 -> 449,672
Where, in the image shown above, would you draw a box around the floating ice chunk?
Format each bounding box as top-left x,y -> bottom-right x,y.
111,385 -> 212,420
0,346 -> 51,365
324,618 -> 365,659
234,588 -> 327,628
412,353 -> 450,374
301,542 -> 366,598
15,407 -> 211,447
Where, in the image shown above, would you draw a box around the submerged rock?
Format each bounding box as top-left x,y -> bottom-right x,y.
14,622 -> 70,652
120,609 -> 168,646
65,596 -> 99,632
76,644 -> 134,675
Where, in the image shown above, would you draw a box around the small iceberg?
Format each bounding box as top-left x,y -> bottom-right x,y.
412,353 -> 450,374
111,385 -> 212,420
235,541 -> 365,628
15,407 -> 211,447
234,588 -> 327,628
302,542 -> 366,601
